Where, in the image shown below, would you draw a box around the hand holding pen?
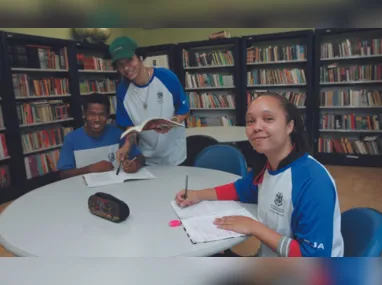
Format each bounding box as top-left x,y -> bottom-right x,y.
116,156 -> 139,174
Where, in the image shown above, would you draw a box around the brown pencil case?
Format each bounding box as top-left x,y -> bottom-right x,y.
88,192 -> 130,223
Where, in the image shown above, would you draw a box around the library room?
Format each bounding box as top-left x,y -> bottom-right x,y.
0,28 -> 381,261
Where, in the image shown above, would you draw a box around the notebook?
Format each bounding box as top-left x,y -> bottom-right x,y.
83,167 -> 156,187
170,200 -> 256,244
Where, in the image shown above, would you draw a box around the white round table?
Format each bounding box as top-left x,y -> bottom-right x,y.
186,126 -> 248,143
0,166 -> 257,257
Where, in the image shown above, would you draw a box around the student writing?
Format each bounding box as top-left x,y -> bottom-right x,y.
175,92 -> 344,257
57,94 -> 145,179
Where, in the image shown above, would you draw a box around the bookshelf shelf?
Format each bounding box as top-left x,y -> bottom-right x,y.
247,59 -> 307,65
320,54 -> 382,61
247,84 -> 307,87
183,64 -> 234,70
23,144 -> 63,155
80,92 -> 116,96
320,80 -> 382,86
0,127 -> 6,131
78,69 -> 117,73
185,86 -> 235,91
19,118 -> 74,128
15,94 -> 71,100
319,129 -> 382,133
320,106 -> 382,109
11,68 -> 68,72
0,156 -> 10,161
315,152 -> 382,167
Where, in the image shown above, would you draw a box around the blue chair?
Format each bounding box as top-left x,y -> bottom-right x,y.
341,207 -> 382,257
193,144 -> 247,177
182,135 -> 219,167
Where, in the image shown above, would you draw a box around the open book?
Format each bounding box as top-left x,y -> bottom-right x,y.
120,117 -> 184,139
83,167 -> 156,188
170,200 -> 256,244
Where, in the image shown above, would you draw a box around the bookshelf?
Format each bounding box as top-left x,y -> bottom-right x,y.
242,30 -> 315,146
137,43 -> 177,72
177,38 -> 243,128
313,28 -> 382,167
0,31 -> 82,202
74,41 -> 118,125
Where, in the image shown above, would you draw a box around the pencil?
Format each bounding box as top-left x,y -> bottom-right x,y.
183,175 -> 188,199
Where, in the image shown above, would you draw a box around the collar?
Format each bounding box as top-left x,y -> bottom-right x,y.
252,143 -> 306,185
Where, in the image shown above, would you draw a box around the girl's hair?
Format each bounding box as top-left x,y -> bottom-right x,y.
249,92 -> 311,179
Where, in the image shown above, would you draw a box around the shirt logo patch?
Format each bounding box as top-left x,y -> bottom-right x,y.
157,91 -> 164,104
274,192 -> 283,207
108,152 -> 115,162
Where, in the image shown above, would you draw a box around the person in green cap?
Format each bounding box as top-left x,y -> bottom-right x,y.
109,36 -> 190,166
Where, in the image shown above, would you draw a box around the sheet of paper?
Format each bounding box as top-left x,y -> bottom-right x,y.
83,167 -> 156,187
181,208 -> 256,243
170,200 -> 244,219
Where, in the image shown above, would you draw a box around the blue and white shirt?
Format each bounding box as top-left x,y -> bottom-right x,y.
216,151 -> 344,257
116,67 -> 189,166
57,125 -> 140,171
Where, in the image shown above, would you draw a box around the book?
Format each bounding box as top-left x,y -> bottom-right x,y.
120,117 -> 184,139
170,200 -> 256,244
83,167 -> 156,188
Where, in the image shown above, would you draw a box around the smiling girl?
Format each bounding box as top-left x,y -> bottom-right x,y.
175,92 -> 344,257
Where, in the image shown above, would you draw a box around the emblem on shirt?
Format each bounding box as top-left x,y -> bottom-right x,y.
274,192 -> 283,207
269,192 -> 285,217
108,152 -> 115,162
157,91 -> 163,104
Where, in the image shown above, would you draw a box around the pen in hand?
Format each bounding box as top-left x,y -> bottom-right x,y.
116,157 -> 138,175
183,175 -> 188,199
116,160 -> 122,175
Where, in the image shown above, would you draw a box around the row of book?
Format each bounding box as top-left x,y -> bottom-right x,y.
320,64 -> 382,83
187,115 -> 234,127
9,45 -> 69,70
247,68 -> 306,85
24,149 -> 60,179
320,113 -> 381,131
79,79 -> 117,94
318,136 -> 381,155
246,90 -> 306,107
185,73 -> 234,89
320,38 -> 382,59
320,89 -> 382,107
76,54 -> 113,71
186,92 -> 235,109
0,133 -> 9,159
0,165 -> 11,189
12,74 -> 70,97
182,49 -> 234,67
21,127 -> 73,154
246,44 -> 306,63
16,100 -> 70,125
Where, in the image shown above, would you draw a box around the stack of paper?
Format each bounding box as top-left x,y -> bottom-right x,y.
170,200 -> 256,244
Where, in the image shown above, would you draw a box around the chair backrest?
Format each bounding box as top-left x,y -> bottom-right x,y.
194,144 -> 247,177
182,135 -> 219,167
341,207 -> 382,257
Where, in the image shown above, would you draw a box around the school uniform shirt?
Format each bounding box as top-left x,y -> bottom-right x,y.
215,151 -> 344,257
116,67 -> 189,166
57,125 -> 140,171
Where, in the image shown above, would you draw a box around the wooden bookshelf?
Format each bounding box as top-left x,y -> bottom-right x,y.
136,43 -> 177,72
313,28 -> 382,167
177,38 -> 242,128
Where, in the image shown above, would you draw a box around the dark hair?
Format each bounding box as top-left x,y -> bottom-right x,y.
83,93 -> 110,114
249,92 -> 311,180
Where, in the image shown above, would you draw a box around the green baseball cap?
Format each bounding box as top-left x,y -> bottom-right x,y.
109,36 -> 138,63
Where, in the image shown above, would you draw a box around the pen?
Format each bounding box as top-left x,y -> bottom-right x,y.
116,160 -> 122,175
183,175 -> 188,199
116,156 -> 138,176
